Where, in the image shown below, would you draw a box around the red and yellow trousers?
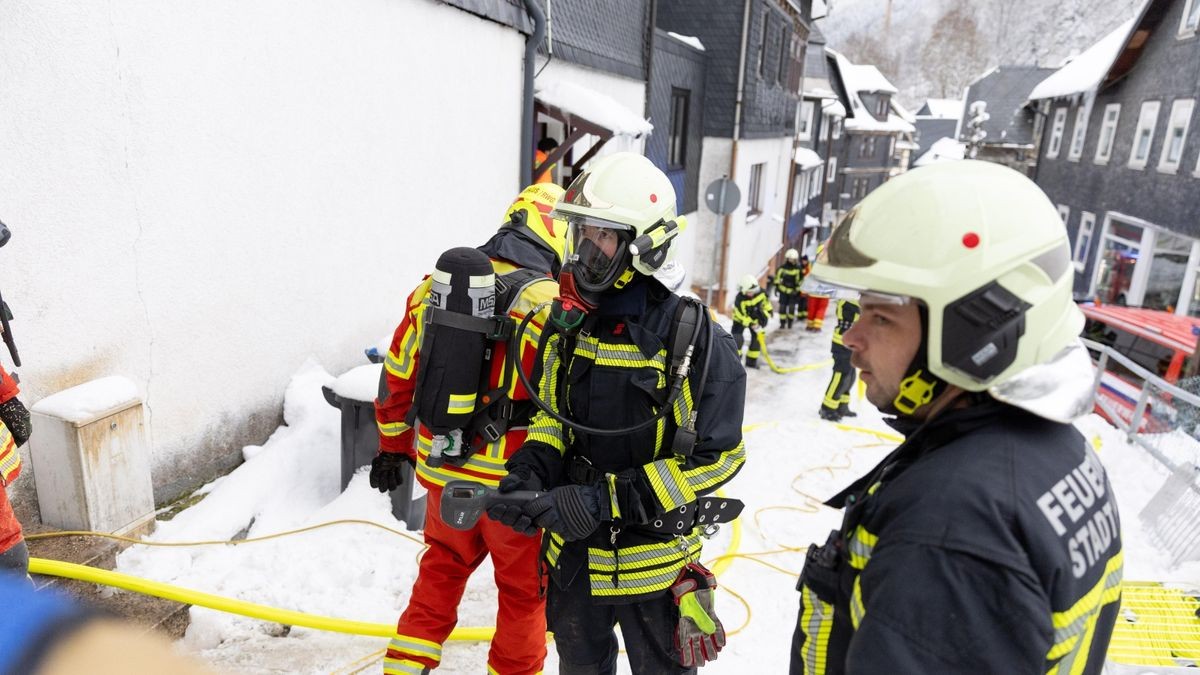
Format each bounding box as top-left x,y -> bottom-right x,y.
385,483 -> 546,675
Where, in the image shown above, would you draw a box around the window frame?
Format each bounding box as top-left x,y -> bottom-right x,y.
1128,100 -> 1161,170
1058,204 -> 1071,226
832,117 -> 843,139
826,156 -> 837,183
858,136 -> 877,159
667,88 -> 690,170
1068,106 -> 1089,161
798,100 -> 815,141
1157,98 -> 1194,174
1180,0 -> 1200,37
777,27 -> 790,86
757,12 -> 770,79
748,162 -> 766,216
1094,103 -> 1121,164
1074,211 -> 1096,271
1046,107 -> 1068,159
851,177 -> 870,199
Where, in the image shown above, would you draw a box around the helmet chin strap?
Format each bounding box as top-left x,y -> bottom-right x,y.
889,306 -> 949,417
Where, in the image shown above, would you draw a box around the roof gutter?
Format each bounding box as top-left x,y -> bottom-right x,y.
520,0 -> 547,189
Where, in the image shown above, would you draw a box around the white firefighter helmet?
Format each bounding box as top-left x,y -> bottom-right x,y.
552,152 -> 687,293
785,248 -> 799,262
807,160 -> 1082,393
739,274 -> 759,294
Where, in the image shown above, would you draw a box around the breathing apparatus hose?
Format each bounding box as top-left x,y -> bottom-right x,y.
508,299 -> 711,436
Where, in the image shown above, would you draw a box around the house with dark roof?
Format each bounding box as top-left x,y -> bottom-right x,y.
1030,0 -> 1200,313
913,98 -> 963,160
823,49 -> 914,214
656,0 -> 812,307
789,20 -> 842,258
958,65 -> 1056,174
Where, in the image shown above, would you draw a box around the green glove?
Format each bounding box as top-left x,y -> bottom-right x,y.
670,562 -> 726,667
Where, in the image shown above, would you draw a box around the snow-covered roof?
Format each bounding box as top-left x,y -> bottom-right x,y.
666,31 -> 705,52
890,99 -> 915,124
912,137 -> 966,167
1028,19 -> 1135,101
534,77 -> 653,137
794,147 -> 823,169
918,98 -> 964,120
895,139 -> 920,151
822,98 -> 847,118
803,77 -> 839,100
830,51 -> 915,134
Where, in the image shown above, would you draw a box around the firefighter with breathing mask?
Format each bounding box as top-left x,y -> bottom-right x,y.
488,152 -> 747,674
790,160 -> 1121,674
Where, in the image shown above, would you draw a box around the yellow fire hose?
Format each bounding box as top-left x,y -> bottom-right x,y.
755,332 -> 831,374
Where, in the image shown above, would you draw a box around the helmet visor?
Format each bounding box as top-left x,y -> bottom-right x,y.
561,214 -> 634,292
800,276 -> 912,305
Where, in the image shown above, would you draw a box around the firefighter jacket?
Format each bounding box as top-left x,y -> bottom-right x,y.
0,366 -> 24,555
830,299 -> 859,351
375,257 -> 556,490
732,290 -> 772,328
791,400 -> 1122,675
508,277 -> 747,603
774,262 -> 803,295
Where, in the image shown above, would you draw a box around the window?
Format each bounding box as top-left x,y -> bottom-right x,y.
668,89 -> 689,169
777,29 -> 790,85
788,35 -> 806,94
1058,204 -> 1070,225
1074,211 -> 1096,271
1157,98 -> 1194,173
877,96 -> 889,117
858,136 -> 877,159
832,117 -> 843,139
1129,100 -> 1161,170
1094,103 -> 1121,164
757,13 -> 769,79
1180,0 -> 1200,36
798,100 -> 815,141
851,177 -> 870,199
748,162 -> 765,215
826,156 -> 837,183
1068,106 -> 1089,161
1046,108 -> 1068,158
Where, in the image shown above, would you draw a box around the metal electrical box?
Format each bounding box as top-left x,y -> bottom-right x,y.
28,377 -> 156,535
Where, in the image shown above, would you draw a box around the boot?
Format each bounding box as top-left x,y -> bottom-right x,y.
818,408 -> 841,421
839,408 -> 857,418
746,357 -> 759,369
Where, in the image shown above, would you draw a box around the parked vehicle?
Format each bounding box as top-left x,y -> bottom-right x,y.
1080,303 -> 1200,432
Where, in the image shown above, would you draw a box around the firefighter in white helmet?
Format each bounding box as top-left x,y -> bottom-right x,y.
790,161 -> 1120,674
730,274 -> 772,368
773,248 -> 804,329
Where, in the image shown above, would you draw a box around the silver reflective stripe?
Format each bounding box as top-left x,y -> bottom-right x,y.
388,636 -> 441,661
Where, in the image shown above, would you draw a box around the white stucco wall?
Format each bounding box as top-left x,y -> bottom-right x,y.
693,136 -> 792,310
0,0 -> 526,503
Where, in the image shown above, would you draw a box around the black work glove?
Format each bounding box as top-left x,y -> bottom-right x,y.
0,397 -> 30,447
487,465 -> 544,536
523,484 -> 603,541
369,452 -> 414,492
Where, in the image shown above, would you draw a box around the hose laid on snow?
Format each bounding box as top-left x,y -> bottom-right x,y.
755,332 -> 832,374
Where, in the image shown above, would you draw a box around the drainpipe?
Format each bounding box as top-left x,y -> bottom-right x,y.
520,0 -> 547,189
717,0 -> 753,309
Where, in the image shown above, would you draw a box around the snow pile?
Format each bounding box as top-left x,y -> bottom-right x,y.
794,147 -> 823,170
912,137 -> 966,166
918,98 -> 964,120
1028,19 -> 1135,101
30,375 -> 141,424
330,363 -> 383,404
534,78 -> 653,137
666,31 -> 705,52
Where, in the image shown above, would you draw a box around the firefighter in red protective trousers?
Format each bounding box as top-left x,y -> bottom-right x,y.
0,359 -> 33,577
488,153 -> 747,674
372,184 -> 567,675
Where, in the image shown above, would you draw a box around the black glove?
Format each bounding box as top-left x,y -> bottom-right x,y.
487,465 -> 544,535
523,484 -> 603,541
0,397 -> 30,447
369,452 -> 414,492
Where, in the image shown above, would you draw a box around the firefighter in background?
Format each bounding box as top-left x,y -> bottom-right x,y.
818,298 -> 859,421
731,275 -> 772,369
534,137 -> 559,185
372,184 -> 567,675
797,254 -> 811,322
773,249 -> 803,329
0,361 -> 32,578
803,248 -> 829,332
790,161 -> 1121,674
488,152 -> 746,673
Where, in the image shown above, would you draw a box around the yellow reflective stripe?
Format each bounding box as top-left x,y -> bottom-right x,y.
643,458 -> 695,512
388,634 -> 442,663
0,434 -> 19,484
846,525 -> 877,570
469,273 -> 495,288
377,421 -> 411,437
385,306 -> 424,380
800,585 -> 835,675
545,532 -> 565,566
586,535 -> 702,571
446,392 -> 476,413
1046,549 -> 1124,672
590,564 -> 685,596
415,448 -> 507,488
823,372 -> 843,408
671,378 -> 694,427
850,575 -> 866,629
383,658 -> 428,675
606,473 -> 622,520
681,441 -> 746,493
574,337 -> 666,370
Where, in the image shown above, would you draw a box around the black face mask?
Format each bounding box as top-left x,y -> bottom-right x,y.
550,260 -> 604,336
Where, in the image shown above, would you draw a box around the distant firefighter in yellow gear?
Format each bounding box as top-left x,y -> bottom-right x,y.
820,298 -> 860,421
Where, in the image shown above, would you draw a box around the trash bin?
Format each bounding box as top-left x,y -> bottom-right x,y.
323,363 -> 425,530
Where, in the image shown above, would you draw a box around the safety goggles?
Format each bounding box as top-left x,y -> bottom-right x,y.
558,213 -> 635,292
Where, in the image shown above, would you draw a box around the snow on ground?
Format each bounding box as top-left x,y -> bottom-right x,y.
114,324 -> 1200,674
